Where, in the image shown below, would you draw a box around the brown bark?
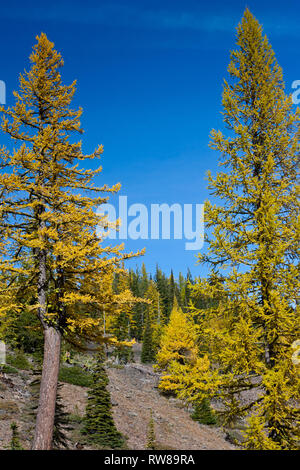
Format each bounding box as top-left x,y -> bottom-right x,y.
32,326 -> 61,450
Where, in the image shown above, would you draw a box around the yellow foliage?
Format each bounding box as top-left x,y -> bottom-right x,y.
191,9 -> 300,449
0,33 -> 144,350
242,415 -> 282,450
156,304 -> 198,372
159,356 -> 221,403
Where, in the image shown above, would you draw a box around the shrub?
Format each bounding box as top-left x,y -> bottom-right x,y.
191,398 -> 217,425
0,364 -> 18,374
58,365 -> 93,387
10,422 -> 23,450
146,409 -> 157,450
6,352 -> 31,370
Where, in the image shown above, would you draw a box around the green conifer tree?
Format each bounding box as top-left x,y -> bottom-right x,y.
154,266 -> 170,321
144,280 -> 163,352
52,383 -> 72,449
81,350 -> 124,449
191,398 -> 217,425
129,268 -> 144,341
10,422 -> 23,450
141,312 -> 155,363
146,409 -> 157,450
110,272 -> 135,363
26,368 -> 71,449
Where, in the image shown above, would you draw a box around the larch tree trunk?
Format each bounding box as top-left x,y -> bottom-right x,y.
32,326 -> 61,450
32,214 -> 62,450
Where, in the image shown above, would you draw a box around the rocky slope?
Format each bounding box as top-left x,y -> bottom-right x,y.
0,350 -> 236,450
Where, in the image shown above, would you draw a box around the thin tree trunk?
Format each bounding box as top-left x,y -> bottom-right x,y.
32,227 -> 61,450
32,326 -> 61,450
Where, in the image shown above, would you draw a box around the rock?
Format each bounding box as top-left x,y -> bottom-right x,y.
0,400 -> 19,415
225,428 -> 245,444
168,398 -> 185,409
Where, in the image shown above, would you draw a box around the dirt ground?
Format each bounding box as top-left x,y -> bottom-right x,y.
0,348 -> 236,450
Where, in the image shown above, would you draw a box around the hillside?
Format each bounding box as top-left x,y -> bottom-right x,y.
0,347 -> 235,450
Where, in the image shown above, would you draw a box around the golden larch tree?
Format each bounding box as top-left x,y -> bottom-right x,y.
192,9 -> 299,449
0,33 -> 142,449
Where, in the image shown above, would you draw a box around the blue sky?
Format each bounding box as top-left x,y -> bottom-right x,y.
1,0 -> 299,279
